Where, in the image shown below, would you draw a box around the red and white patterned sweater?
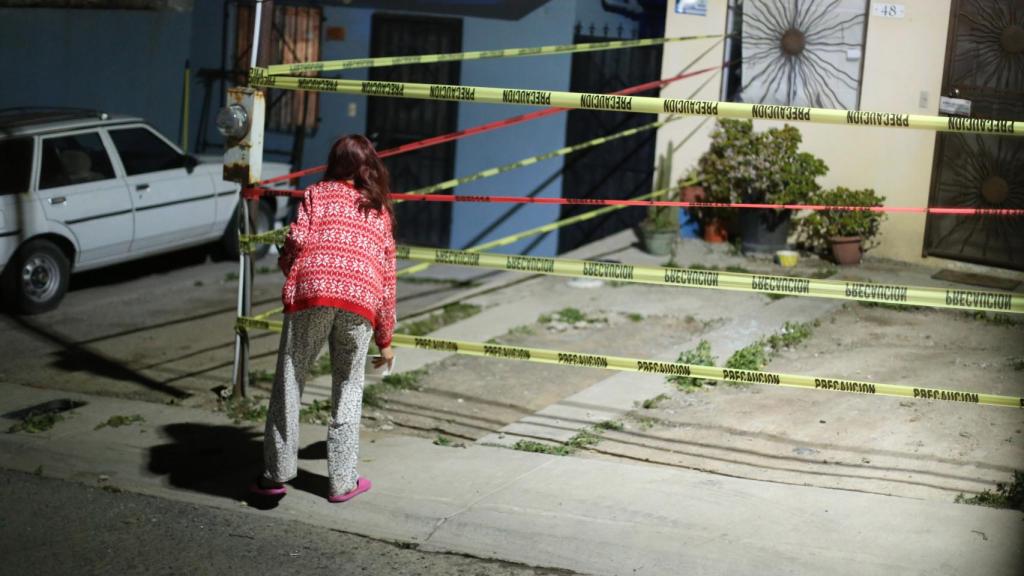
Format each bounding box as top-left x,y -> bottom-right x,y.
279,180 -> 397,349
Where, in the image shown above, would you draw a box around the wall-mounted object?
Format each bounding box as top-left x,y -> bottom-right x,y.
872,3 -> 905,18
326,26 -> 346,41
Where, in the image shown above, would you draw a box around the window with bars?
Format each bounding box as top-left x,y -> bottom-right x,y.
236,4 -> 322,133
721,0 -> 869,110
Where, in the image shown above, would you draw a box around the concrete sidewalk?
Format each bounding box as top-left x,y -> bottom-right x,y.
1,384 -> 1020,576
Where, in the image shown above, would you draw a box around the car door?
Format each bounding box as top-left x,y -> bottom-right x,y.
0,137 -> 34,266
36,130 -> 133,265
107,125 -> 215,254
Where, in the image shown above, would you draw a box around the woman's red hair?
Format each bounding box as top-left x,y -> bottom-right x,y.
323,134 -> 393,220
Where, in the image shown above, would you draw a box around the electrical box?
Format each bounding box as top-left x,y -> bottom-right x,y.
219,87 -> 265,185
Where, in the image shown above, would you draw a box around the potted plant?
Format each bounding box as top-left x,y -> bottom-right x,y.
639,146 -> 678,256
676,173 -> 728,243
697,119 -> 828,252
796,187 -> 887,265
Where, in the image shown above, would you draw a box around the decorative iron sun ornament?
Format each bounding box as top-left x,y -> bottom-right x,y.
740,0 -> 868,109
934,134 -> 1023,261
955,0 -> 1024,89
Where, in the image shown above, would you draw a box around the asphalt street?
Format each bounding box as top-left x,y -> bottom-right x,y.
0,468 -> 573,576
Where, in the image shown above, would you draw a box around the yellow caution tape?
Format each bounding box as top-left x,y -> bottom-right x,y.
403,117 -> 676,196
397,246 -> 1024,314
240,227 -> 288,253
239,123 -> 700,255
236,315 -> 281,333
265,34 -> 724,75
395,183 -> 690,277
236,181 -> 688,322
232,320 -> 1021,408
239,181 -> 681,262
390,334 -> 1022,409
248,71 -> 1024,137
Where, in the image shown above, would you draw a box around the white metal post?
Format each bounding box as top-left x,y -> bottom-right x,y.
231,0 -> 266,399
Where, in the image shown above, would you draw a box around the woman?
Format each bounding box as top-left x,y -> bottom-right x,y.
251,134 -> 396,503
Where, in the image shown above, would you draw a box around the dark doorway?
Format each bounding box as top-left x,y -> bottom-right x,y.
367,13 -> 461,247
557,34 -> 663,253
923,0 -> 1024,271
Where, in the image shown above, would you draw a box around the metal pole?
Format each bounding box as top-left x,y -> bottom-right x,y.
232,0 -> 270,399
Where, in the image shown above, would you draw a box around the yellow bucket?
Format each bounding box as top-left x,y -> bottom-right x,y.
776,250 -> 799,268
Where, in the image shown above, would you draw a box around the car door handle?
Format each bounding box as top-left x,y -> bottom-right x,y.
136,183 -> 150,192
48,196 -> 66,205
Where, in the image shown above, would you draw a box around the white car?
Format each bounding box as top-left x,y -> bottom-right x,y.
0,108 -> 293,314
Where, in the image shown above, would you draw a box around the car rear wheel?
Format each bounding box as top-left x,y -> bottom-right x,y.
2,239 -> 70,315
220,201 -> 275,260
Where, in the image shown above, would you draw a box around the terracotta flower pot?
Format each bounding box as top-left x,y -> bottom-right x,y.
703,219 -> 729,243
830,236 -> 863,265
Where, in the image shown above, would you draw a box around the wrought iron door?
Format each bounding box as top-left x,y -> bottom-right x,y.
367,14 -> 460,248
557,33 -> 663,253
924,0 -> 1024,270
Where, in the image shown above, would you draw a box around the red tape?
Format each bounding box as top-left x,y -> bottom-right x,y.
240,187 -> 1021,216
391,194 -> 1024,216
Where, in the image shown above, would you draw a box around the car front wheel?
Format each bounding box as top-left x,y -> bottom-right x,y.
2,239 -> 70,315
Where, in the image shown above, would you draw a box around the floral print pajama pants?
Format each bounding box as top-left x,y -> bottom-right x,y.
263,306 -> 372,497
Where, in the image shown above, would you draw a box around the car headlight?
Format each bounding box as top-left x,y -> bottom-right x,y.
216,104 -> 250,139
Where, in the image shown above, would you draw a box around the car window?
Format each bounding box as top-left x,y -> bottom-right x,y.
109,127 -> 186,176
39,132 -> 116,190
0,138 -> 33,196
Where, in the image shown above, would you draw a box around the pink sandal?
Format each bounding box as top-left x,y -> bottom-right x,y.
248,477 -> 288,497
328,477 -> 372,503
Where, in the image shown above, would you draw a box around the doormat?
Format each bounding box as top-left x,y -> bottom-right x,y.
932,269 -> 1021,291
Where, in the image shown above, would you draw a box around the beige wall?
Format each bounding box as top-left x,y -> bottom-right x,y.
656,0 -> 980,268
653,0 -> 729,186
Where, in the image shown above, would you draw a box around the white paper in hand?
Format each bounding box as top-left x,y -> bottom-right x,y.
368,355 -> 395,377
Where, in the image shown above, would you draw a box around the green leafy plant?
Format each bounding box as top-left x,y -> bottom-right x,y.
512,440 -> 573,456
511,426 -> 607,457
218,395 -> 268,424
382,369 -> 426,390
540,308 -> 604,325
955,471 -> 1023,510
764,321 -> 817,353
724,342 -> 770,379
299,399 -> 332,425
640,393 -> 670,409
566,430 -> 602,449
670,340 -> 718,391
697,119 -> 828,225
8,411 -> 65,434
796,187 -> 887,253
361,368 -> 428,408
399,303 -> 482,336
643,145 -> 679,232
595,420 -> 624,431
95,414 -> 145,430
250,369 -> 275,383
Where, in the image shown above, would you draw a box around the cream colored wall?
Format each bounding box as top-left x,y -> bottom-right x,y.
657,0 -> 968,267
653,0 -> 729,186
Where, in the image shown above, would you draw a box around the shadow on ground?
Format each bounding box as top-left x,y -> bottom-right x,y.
147,422 -> 331,510
69,245 -> 215,292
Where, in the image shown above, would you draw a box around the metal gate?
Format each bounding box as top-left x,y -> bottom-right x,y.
367,13 -> 461,248
557,30 -> 663,254
923,0 -> 1024,270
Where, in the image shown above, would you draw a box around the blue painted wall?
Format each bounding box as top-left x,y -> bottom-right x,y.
450,1 -> 575,256
0,8 -> 192,142
2,2 -> 662,257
